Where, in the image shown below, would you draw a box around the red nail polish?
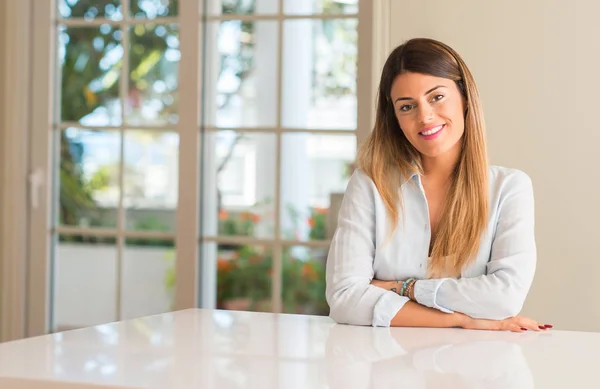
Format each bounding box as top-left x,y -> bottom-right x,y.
521,328 -> 527,331
538,326 -> 546,329
544,324 -> 553,329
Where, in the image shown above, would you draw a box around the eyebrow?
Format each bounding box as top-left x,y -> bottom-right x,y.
394,85 -> 447,104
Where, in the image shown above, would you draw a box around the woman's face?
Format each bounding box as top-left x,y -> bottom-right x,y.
390,72 -> 466,159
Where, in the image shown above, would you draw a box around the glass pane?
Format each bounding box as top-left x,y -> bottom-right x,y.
284,0 -> 358,15
122,239 -> 175,320
124,131 -> 179,232
53,234 -> 117,331
126,24 -> 180,126
215,244 -> 273,312
280,134 -> 356,241
59,25 -> 123,126
130,0 -> 178,19
202,132 -> 275,239
205,0 -> 277,15
282,246 -> 328,315
58,128 -> 121,228
58,0 -> 123,20
282,19 -> 358,130
203,21 -> 278,128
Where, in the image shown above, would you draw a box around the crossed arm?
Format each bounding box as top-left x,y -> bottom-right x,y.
325,170 -> 544,331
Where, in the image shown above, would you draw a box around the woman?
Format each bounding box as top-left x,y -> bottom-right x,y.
325,38 -> 551,332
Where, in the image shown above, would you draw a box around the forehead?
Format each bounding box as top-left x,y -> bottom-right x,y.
390,72 -> 455,99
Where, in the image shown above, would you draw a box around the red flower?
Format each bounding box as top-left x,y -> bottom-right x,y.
302,263 -> 318,281
217,258 -> 234,272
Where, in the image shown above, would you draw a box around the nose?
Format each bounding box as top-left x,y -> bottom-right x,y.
417,103 -> 434,124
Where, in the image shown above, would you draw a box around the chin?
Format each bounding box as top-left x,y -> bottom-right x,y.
417,137 -> 463,160
417,146 -> 448,158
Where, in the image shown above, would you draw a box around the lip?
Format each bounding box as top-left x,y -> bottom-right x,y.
420,124 -> 445,133
419,124 -> 445,140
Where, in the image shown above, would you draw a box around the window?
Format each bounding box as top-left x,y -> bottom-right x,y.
27,0 -> 373,334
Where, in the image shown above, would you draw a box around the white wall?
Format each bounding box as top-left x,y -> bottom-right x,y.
386,0 -> 600,332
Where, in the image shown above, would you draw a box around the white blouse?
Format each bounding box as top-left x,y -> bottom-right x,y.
325,165 -> 537,327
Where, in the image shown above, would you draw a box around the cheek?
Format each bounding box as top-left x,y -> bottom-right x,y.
454,110 -> 466,132
396,115 -> 416,136
442,104 -> 465,131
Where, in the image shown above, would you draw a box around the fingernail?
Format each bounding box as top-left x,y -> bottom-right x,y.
521,328 -> 528,331
538,326 -> 546,330
544,324 -> 553,329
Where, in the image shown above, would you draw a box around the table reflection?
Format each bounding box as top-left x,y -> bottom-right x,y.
325,325 -> 536,389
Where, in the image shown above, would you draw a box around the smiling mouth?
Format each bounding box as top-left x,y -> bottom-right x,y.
419,125 -> 445,136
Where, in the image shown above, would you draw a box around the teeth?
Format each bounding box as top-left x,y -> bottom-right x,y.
420,125 -> 443,136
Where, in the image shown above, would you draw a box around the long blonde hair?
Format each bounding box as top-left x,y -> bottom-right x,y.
358,38 -> 489,278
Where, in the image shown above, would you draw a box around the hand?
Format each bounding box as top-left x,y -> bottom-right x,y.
498,316 -> 553,332
459,313 -> 553,333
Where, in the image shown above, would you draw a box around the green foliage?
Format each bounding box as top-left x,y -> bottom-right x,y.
281,249 -> 328,315
59,234 -> 116,245
218,210 -> 260,237
164,210 -> 330,315
215,245 -> 328,315
321,0 -> 355,14
86,165 -> 112,192
216,246 -> 273,304
62,1 -> 179,20
59,1 -> 180,228
125,216 -> 172,247
308,208 -> 328,240
163,249 -> 176,307
220,0 -> 255,14
59,153 -> 96,226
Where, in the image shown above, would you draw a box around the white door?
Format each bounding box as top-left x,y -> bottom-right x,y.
24,0 -> 374,336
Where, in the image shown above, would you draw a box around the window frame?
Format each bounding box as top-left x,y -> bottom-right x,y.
8,0 -> 382,337
0,0 -> 33,342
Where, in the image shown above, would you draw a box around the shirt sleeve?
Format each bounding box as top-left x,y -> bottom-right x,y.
325,170 -> 410,327
413,170 -> 537,320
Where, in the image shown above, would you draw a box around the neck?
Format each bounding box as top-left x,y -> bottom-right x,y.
421,144 -> 461,185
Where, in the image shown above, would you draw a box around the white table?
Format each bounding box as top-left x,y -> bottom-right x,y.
0,309 -> 598,388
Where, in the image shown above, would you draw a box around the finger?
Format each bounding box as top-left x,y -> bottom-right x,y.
510,325 -> 533,333
504,322 -> 527,333
520,318 -> 546,332
511,318 -> 536,332
510,325 -> 527,333
535,321 -> 554,330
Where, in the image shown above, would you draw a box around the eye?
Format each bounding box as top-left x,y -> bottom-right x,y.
432,94 -> 445,102
399,104 -> 414,112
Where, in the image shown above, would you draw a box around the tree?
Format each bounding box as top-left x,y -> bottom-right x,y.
59,0 -> 179,231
